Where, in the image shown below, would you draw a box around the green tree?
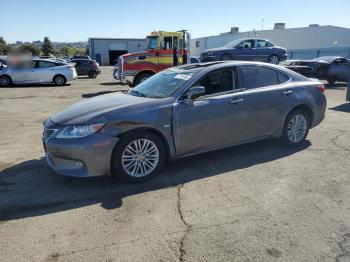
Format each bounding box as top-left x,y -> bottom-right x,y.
0,37 -> 11,55
18,44 -> 41,56
41,36 -> 54,55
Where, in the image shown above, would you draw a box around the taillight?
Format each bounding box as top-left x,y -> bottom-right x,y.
317,84 -> 325,93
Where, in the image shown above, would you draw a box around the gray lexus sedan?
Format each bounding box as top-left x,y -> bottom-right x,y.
43,61 -> 326,182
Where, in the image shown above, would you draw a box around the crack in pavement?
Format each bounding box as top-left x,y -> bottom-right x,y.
336,233 -> 350,262
177,183 -> 192,262
331,131 -> 350,152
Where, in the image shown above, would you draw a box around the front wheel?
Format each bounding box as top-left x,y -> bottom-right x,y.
111,131 -> 166,183
280,110 -> 310,146
268,55 -> 280,65
0,75 -> 12,87
220,53 -> 232,61
133,72 -> 153,86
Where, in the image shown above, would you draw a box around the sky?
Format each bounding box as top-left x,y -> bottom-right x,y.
1,0 -> 350,43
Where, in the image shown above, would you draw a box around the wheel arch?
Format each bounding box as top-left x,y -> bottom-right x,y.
112,127 -> 171,166
133,70 -> 156,85
0,74 -> 13,84
52,74 -> 67,82
287,104 -> 314,126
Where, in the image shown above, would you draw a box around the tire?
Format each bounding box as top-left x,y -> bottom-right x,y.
317,67 -> 328,79
53,75 -> 66,86
327,78 -> 336,85
111,130 -> 166,183
133,72 -> 153,86
88,70 -> 97,78
280,109 -> 310,146
268,55 -> 280,65
0,75 -> 12,87
220,53 -> 232,61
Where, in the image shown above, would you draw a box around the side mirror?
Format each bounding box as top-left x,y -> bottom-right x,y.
186,86 -> 205,100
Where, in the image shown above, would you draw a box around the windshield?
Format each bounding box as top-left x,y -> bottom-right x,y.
128,70 -> 198,98
224,39 -> 245,48
147,36 -> 158,50
312,56 -> 340,62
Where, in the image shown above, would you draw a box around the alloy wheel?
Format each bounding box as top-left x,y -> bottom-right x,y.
0,76 -> 10,87
121,139 -> 159,177
55,76 -> 65,86
287,114 -> 307,143
269,55 -> 279,64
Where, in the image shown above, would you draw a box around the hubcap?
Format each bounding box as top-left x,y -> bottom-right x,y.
269,56 -> 279,64
56,77 -> 64,85
121,139 -> 159,177
0,77 -> 9,86
140,76 -> 149,83
287,114 -> 307,143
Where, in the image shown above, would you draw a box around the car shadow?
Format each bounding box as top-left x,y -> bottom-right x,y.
329,103 -> 350,113
325,83 -> 347,90
0,139 -> 310,221
81,90 -> 123,98
1,83 -> 71,88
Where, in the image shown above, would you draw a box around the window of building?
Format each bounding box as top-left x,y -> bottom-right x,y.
196,41 -> 200,48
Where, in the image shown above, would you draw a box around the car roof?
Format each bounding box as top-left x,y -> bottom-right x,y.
169,61 -> 306,80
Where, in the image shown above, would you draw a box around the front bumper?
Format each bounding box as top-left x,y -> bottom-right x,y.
44,132 -> 119,177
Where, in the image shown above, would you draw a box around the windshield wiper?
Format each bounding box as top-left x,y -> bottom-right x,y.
129,90 -> 146,97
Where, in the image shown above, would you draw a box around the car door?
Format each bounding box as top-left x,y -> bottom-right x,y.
33,60 -> 56,83
11,60 -> 36,83
235,65 -> 293,139
235,40 -> 256,61
254,40 -> 273,62
73,60 -> 83,75
329,58 -> 350,82
173,68 -> 249,156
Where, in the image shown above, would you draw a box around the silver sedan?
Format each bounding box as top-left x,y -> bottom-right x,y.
0,59 -> 77,87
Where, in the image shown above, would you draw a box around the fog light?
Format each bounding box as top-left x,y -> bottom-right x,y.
76,161 -> 84,168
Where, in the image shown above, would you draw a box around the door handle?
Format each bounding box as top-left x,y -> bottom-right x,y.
282,90 -> 293,96
229,97 -> 244,105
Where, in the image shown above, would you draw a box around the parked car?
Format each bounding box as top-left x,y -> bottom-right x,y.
327,57 -> 350,84
43,61 -> 326,182
69,59 -> 101,78
70,55 -> 91,60
0,57 -> 7,65
201,38 -> 287,64
282,56 -> 346,83
0,59 -> 77,87
39,55 -> 56,60
113,64 -> 119,80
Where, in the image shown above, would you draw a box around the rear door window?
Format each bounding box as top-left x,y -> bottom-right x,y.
240,65 -> 280,89
37,61 -> 55,68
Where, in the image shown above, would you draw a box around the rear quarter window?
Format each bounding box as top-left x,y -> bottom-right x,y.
241,65 -> 280,89
277,71 -> 290,84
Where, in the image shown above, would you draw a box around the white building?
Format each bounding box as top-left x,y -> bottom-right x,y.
190,24 -> 350,59
88,38 -> 147,65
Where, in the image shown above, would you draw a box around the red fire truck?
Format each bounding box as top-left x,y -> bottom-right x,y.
116,30 -> 190,86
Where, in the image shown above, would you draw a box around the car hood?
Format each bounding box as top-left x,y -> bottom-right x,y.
49,92 -> 155,125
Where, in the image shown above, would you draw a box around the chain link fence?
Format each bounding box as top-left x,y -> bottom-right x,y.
288,47 -> 350,60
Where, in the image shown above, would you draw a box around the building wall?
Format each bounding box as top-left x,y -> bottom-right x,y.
88,38 -> 147,65
190,26 -> 350,57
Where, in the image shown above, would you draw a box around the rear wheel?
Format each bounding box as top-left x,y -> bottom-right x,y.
53,75 -> 66,86
88,70 -> 97,78
280,109 -> 310,146
268,55 -> 280,64
111,130 -> 166,183
220,53 -> 232,61
133,72 -> 153,86
0,75 -> 11,87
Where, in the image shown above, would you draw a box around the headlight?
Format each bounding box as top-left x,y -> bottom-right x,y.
56,123 -> 105,139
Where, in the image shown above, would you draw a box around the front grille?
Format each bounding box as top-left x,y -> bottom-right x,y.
42,129 -> 57,142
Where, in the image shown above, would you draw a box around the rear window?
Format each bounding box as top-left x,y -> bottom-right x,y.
241,66 -> 280,89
